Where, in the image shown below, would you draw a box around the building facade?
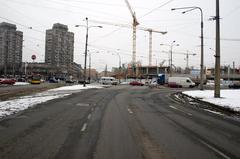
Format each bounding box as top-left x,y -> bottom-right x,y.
0,22 -> 23,75
45,23 -> 74,75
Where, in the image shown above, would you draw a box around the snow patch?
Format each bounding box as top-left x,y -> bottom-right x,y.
14,82 -> 30,86
0,84 -> 103,118
183,90 -> 240,112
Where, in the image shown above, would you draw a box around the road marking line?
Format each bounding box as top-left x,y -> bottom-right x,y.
91,108 -> 94,112
76,103 -> 90,107
128,108 -> 133,114
169,105 -> 192,116
203,109 -> 224,116
198,139 -> 231,159
87,114 -> 92,119
169,105 -> 177,110
81,123 -> 88,132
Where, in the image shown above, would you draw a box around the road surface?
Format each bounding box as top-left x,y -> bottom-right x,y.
0,85 -> 239,159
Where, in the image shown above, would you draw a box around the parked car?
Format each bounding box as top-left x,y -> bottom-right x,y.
17,78 -> 26,82
0,78 -> 16,85
229,82 -> 240,89
49,77 -> 58,83
78,80 -> 90,84
66,80 -> 75,84
129,81 -> 144,86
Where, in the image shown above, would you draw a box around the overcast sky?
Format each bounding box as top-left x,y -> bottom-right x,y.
0,0 -> 240,71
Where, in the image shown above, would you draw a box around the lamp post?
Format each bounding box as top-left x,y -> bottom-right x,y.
75,17 -> 102,87
172,6 -> 204,90
160,41 -> 179,76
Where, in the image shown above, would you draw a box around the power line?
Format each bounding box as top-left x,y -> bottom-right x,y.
139,0 -> 175,19
0,16 -> 44,33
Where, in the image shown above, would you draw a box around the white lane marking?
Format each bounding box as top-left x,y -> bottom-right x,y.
91,107 -> 95,112
198,139 -> 231,159
169,105 -> 177,110
81,123 -> 88,132
128,108 -> 133,114
87,114 -> 92,119
203,109 -> 224,116
169,105 -> 192,116
76,103 -> 90,107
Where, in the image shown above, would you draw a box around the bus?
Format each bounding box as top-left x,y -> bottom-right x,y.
30,74 -> 41,84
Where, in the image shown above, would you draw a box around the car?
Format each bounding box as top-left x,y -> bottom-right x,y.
66,80 -> 75,83
78,80 -> 90,84
129,81 -> 144,86
49,77 -> 58,83
17,78 -> 26,82
229,82 -> 240,89
0,78 -> 16,85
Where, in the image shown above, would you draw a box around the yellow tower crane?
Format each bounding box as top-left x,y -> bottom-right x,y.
124,0 -> 139,63
88,19 -> 167,66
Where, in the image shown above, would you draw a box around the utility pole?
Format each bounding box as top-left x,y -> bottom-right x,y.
88,51 -> 91,84
233,61 -> 235,75
149,31 -> 152,66
215,0 -> 221,98
83,17 -> 89,87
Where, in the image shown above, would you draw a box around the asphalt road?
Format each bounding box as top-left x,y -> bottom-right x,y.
0,85 -> 239,159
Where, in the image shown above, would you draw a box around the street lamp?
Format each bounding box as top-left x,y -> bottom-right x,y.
75,17 -> 102,87
172,6 -> 204,90
160,41 -> 179,76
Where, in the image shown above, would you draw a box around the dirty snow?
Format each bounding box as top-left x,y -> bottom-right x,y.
183,90 -> 240,112
14,82 -> 30,86
51,84 -> 102,91
0,84 -> 103,118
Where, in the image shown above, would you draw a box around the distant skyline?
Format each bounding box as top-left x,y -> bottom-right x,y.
0,0 -> 240,71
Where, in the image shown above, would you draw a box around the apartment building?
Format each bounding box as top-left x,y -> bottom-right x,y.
45,23 -> 74,74
0,22 -> 23,75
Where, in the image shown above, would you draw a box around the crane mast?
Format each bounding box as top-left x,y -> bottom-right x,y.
124,0 -> 139,63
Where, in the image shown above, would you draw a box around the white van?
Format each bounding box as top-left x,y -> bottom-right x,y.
168,77 -> 195,88
99,77 -> 118,85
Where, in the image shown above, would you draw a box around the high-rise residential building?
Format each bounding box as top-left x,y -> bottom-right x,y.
0,22 -> 23,75
45,23 -> 74,74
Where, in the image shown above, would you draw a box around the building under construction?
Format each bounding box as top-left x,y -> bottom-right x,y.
127,64 -> 169,79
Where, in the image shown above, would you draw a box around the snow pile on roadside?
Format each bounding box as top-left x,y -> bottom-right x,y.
0,84 -> 103,119
14,82 -> 30,86
51,84 -> 102,91
0,94 -> 69,118
183,90 -> 240,112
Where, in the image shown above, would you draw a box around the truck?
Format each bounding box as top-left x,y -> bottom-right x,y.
168,77 -> 195,88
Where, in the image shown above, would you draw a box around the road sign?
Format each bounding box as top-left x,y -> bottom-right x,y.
31,54 -> 36,60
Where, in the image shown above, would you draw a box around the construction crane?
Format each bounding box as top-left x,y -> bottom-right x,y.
124,0 -> 139,63
160,50 -> 196,69
88,19 -> 167,66
159,59 -> 166,67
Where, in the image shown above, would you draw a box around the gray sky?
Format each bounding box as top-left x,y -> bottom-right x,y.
1,0 -> 240,71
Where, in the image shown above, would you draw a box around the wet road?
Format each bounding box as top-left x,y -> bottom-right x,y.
0,85 -> 239,159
